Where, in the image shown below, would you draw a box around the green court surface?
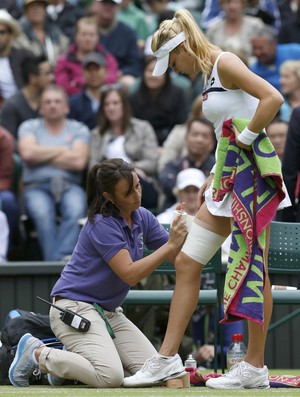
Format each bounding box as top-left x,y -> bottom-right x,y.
0,370 -> 299,397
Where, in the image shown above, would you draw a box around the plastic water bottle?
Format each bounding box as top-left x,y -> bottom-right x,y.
184,354 -> 197,372
226,334 -> 247,371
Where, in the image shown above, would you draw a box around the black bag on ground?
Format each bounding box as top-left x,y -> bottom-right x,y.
0,309 -> 56,385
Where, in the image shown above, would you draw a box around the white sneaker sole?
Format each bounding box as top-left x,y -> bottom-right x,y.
123,370 -> 186,388
206,380 -> 270,389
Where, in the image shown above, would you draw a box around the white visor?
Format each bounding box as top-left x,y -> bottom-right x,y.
152,31 -> 186,76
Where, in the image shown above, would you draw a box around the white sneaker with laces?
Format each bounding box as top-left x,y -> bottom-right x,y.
123,354 -> 186,387
9,333 -> 44,387
206,361 -> 270,389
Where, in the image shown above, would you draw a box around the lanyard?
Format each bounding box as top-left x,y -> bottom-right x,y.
93,303 -> 116,339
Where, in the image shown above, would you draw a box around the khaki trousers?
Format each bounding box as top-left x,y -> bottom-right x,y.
38,299 -> 157,387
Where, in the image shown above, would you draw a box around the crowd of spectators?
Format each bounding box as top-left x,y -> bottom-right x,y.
0,0 -> 300,265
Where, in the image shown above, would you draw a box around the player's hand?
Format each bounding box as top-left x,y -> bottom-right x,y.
232,124 -> 252,151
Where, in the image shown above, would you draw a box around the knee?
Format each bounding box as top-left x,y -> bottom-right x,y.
64,200 -> 86,219
93,369 -> 124,388
108,373 -> 124,388
174,251 -> 185,269
174,252 -> 202,279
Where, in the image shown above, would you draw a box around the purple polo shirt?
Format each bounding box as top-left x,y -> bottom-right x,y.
51,207 -> 169,311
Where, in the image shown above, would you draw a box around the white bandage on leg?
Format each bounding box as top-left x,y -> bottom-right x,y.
181,222 -> 227,265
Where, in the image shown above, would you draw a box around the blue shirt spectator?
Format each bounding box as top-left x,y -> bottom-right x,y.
250,25 -> 300,92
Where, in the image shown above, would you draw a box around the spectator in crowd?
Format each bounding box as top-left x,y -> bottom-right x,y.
143,0 -> 171,36
206,0 -> 265,64
157,168 -> 206,224
17,84 -> 90,261
278,0 -> 298,22
0,210 -> 9,262
54,16 -> 118,97
0,9 -> 34,107
244,0 -> 281,30
1,55 -> 53,141
278,2 -> 300,44
158,95 -> 204,172
250,25 -> 300,92
266,117 -> 288,162
279,60 -> 300,122
159,117 -> 215,209
117,0 -> 150,51
46,0 -> 86,41
201,0 -> 281,33
15,0 -> 69,65
129,56 -> 188,148
89,0 -> 142,90
8,158 -> 188,389
282,106 -> 300,222
89,85 -> 159,210
0,126 -> 19,248
1,0 -> 22,19
68,52 -> 107,131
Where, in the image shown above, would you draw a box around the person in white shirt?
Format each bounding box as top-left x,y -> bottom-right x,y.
157,168 -> 206,225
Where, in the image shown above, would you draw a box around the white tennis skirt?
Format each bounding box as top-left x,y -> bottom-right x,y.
205,182 -> 292,218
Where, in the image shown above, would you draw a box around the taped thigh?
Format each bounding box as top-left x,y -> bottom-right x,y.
181,222 -> 227,265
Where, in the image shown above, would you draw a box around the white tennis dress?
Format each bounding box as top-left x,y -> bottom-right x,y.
202,52 -> 291,217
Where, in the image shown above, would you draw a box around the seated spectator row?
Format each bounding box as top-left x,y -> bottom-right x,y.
1,1 -> 300,264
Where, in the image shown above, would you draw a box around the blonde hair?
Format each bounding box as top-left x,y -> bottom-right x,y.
151,9 -> 220,75
280,60 -> 300,81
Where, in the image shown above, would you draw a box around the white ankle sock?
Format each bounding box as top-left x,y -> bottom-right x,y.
158,353 -> 173,359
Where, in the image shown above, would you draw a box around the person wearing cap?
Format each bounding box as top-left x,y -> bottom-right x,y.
88,0 -> 142,90
54,16 -> 118,97
123,9 -> 289,390
68,52 -> 107,130
15,0 -> 69,65
159,117 -> 215,210
157,168 -> 206,225
0,9 -> 34,106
